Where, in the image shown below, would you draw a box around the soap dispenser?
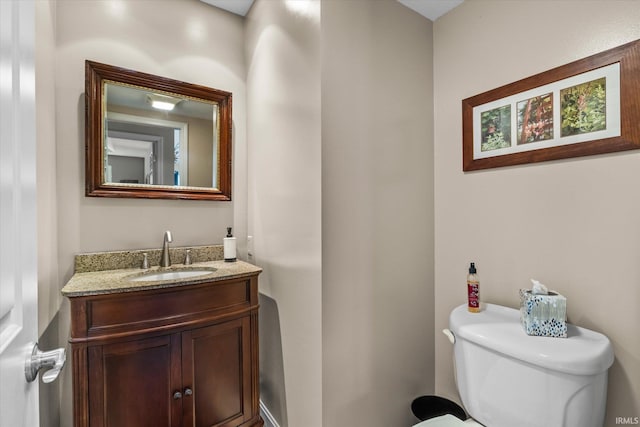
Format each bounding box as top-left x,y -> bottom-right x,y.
224,227 -> 237,262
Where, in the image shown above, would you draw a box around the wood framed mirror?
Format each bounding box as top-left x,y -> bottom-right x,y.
85,60 -> 232,200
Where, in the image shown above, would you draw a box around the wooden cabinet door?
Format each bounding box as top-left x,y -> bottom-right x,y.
88,334 -> 182,427
181,317 -> 252,427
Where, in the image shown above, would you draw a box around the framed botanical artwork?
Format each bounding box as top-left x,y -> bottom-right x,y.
462,39 -> 640,171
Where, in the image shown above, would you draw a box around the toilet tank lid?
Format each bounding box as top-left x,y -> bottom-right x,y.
449,303 -> 614,376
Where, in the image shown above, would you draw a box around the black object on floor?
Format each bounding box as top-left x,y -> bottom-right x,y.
411,395 -> 467,421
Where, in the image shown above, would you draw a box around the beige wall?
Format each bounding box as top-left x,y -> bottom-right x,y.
40,2 -> 640,427
433,2 -> 640,425
187,116 -> 215,188
55,0 -> 244,265
54,1 -> 246,425
36,0 -> 59,336
245,0 -> 323,425
322,1 -> 434,426
36,1 -> 61,426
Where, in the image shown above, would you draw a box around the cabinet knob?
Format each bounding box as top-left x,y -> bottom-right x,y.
173,391 -> 182,400
184,388 -> 193,396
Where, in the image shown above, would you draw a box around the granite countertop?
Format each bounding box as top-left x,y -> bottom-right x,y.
62,259 -> 262,298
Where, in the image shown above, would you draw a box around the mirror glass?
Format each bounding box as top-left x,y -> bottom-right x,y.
105,82 -> 219,188
86,61 -> 232,201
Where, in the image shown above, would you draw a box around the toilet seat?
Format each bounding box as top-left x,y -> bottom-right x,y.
412,414 -> 484,427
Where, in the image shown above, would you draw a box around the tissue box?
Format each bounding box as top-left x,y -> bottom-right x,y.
519,289 -> 567,338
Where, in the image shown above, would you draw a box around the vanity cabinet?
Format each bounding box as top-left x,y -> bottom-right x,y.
68,273 -> 262,427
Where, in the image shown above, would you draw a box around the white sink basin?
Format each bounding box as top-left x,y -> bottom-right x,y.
128,268 -> 216,282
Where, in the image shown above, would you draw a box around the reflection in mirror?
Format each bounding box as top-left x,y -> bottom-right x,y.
85,61 -> 232,201
104,83 -> 218,188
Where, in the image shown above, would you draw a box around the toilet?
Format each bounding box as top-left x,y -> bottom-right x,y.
414,303 -> 614,427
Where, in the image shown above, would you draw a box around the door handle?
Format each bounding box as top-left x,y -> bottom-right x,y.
25,343 -> 66,383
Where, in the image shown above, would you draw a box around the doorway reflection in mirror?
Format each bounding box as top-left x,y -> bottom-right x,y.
104,82 -> 218,189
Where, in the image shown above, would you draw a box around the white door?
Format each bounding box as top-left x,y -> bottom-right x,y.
0,1 -> 39,426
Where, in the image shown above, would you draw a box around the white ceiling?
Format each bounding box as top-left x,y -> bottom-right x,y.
200,0 -> 254,16
396,0 -> 463,21
201,0 -> 463,21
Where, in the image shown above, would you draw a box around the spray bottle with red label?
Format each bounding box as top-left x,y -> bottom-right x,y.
467,262 -> 480,313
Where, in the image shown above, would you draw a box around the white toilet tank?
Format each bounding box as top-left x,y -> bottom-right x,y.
449,303 -> 614,427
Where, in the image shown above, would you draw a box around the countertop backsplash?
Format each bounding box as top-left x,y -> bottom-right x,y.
74,245 -> 224,273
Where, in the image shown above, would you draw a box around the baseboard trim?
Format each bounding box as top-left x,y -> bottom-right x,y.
259,400 -> 280,427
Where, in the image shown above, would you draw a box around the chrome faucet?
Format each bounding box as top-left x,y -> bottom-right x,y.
160,230 -> 173,267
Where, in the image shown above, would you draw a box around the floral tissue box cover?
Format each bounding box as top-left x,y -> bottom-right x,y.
519,289 -> 567,338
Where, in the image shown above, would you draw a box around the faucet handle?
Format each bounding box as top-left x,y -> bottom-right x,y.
141,253 -> 149,269
184,249 -> 192,265
164,230 -> 173,242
